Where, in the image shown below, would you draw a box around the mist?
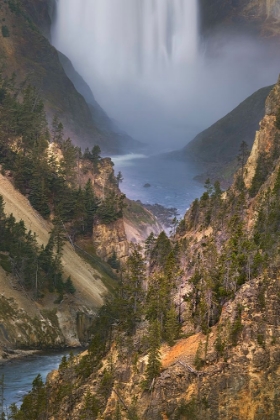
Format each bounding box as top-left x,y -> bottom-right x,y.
52,0 -> 280,153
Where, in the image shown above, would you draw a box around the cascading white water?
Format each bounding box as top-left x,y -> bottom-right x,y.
53,0 -> 198,81
52,0 -> 280,151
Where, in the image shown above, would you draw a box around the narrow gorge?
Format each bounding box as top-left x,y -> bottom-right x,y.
0,0 -> 280,419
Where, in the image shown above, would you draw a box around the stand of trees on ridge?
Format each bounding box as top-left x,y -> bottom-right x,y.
0,71 -> 126,231
2,74 -> 280,418
10,100 -> 280,417
0,71 -> 126,298
0,72 -> 126,257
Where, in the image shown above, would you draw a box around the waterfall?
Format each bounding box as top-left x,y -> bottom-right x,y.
53,0 -> 198,81
52,0 -> 280,151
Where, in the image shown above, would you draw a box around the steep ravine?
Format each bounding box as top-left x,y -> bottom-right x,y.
0,172 -> 107,358
24,75 -> 280,420
0,156 -> 162,358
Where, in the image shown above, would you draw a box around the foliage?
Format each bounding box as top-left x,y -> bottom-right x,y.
80,391 -> 100,419
97,192 -> 126,224
116,171 -> 123,186
175,399 -> 198,419
230,304 -> 243,346
0,73 -> 123,233
0,196 -> 76,296
144,320 -> 162,387
1,25 -> 10,37
107,251 -> 120,270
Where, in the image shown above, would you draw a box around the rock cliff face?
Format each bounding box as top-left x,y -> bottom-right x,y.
172,85 -> 273,187
199,0 -> 280,37
28,75 -> 280,420
244,75 -> 280,188
40,273 -> 280,419
0,135 -> 159,359
0,171 -> 110,359
93,219 -> 129,262
79,158 -> 161,262
0,268 -> 99,357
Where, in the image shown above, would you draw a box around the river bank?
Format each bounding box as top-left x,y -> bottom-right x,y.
0,348 -> 83,408
0,348 -> 40,365
112,153 -> 205,217
0,346 -> 84,365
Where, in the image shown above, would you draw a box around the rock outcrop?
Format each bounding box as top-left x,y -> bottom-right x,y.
244,75 -> 280,188
25,74 -> 280,420
199,0 -> 280,37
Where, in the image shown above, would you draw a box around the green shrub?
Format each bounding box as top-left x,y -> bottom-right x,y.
1,25 -> 9,37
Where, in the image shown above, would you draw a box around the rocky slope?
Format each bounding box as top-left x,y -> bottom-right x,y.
0,150 -> 161,358
0,0 -> 138,154
0,170 -> 110,358
20,74 -> 280,420
45,275 -> 280,420
169,85 -> 273,185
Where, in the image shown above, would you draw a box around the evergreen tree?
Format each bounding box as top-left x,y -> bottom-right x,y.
116,171 -> 123,187
144,232 -> 156,261
51,115 -> 64,144
84,179 -> 99,233
18,85 -> 48,154
60,138 -> 78,186
145,320 -> 162,386
29,171 -> 50,218
150,231 -> 172,268
64,276 -> 76,294
97,192 -> 125,224
237,140 -> 249,178
164,307 -> 180,346
80,390 -> 100,419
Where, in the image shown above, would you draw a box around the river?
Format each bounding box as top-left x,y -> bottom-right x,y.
0,349 -> 81,411
0,155 -> 204,412
112,153 -> 205,217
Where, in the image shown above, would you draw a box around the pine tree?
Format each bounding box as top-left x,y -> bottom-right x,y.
237,140 -> 250,180
114,403 -> 122,420
116,171 -> 123,187
29,172 -> 50,218
51,115 -> 64,144
150,231 -> 172,268
125,246 -> 146,319
60,138 -> 78,185
80,390 -> 100,419
145,320 -> 162,386
164,307 -> 180,346
64,276 -> 76,294
144,232 -> 156,261
84,179 -> 99,233
19,85 -> 48,154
